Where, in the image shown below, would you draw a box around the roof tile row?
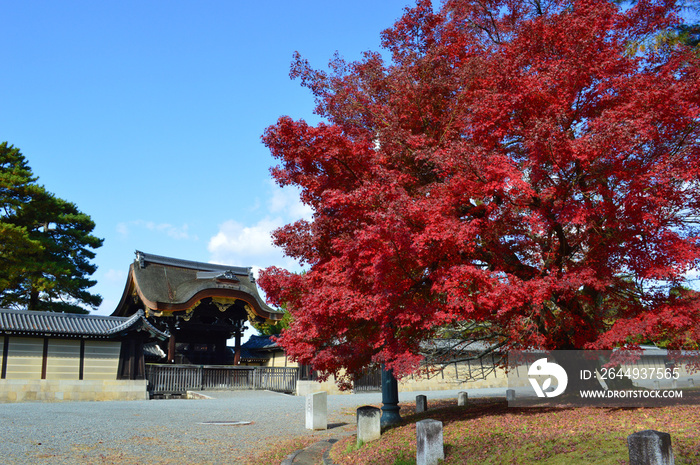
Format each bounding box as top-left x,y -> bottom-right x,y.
0,308 -> 169,339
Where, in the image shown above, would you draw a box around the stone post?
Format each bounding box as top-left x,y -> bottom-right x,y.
305,391 -> 327,430
416,419 -> 444,465
506,389 -> 516,401
416,395 -> 428,413
458,391 -> 468,406
628,430 -> 674,465
356,406 -> 381,446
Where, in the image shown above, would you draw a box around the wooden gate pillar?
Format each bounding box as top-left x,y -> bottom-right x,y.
167,333 -> 176,363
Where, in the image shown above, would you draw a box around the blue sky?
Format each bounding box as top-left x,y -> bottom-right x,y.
2,1 -> 698,331
1,1 -> 416,320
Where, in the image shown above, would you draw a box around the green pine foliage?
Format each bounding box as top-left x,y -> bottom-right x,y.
0,142 -> 103,313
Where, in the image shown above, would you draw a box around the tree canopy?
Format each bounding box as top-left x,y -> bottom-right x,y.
675,0 -> 699,47
258,0 -> 700,383
0,143 -> 103,313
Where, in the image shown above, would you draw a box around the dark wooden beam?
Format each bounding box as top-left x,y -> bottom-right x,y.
79,339 -> 85,380
168,333 -> 176,363
1,336 -> 8,379
233,331 -> 242,366
41,337 -> 49,380
135,339 -> 145,379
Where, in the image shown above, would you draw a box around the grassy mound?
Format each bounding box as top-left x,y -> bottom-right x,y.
329,396 -> 700,465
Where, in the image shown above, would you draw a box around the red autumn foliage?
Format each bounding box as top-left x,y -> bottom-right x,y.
258,0 -> 700,384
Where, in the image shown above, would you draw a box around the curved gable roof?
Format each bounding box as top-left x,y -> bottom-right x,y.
113,251 -> 283,321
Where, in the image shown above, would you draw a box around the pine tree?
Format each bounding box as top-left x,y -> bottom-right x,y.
0,142 -> 103,313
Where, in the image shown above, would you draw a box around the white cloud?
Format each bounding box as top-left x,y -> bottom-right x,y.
267,181 -> 314,220
116,222 -> 130,237
147,221 -> 195,240
208,218 -> 282,263
207,183 -> 311,271
207,217 -> 304,271
103,268 -> 127,284
116,220 -> 197,241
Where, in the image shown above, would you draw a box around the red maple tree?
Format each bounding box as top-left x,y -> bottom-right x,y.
258,0 -> 700,383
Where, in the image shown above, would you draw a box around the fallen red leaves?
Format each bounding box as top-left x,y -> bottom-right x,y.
330,395 -> 700,464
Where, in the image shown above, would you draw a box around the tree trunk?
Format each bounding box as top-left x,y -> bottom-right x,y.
28,283 -> 39,310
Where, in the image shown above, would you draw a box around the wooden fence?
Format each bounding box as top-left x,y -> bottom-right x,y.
146,364 -> 299,395
354,367 -> 382,392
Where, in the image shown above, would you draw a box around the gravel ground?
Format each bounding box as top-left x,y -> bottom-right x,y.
0,388 -> 506,464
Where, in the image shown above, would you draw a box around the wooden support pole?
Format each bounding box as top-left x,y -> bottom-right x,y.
1,335 -> 8,379
135,338 -> 145,379
79,339 -> 85,380
168,333 -> 176,363
41,337 -> 49,380
233,331 -> 242,366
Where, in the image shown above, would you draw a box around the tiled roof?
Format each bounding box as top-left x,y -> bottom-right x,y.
242,334 -> 278,350
0,308 -> 169,339
238,335 -> 279,361
112,250 -> 283,322
231,347 -> 268,362
135,250 -> 253,278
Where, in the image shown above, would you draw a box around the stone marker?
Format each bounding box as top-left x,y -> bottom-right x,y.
506,389 -> 516,401
416,419 -> 444,465
416,395 -> 428,413
356,406 -> 381,446
689,378 -> 695,387
628,430 -> 674,465
305,391 -> 327,430
458,391 -> 468,406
